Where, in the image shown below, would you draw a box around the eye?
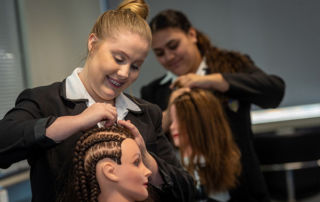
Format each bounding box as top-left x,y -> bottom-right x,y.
114,55 -> 125,64
168,40 -> 179,50
130,64 -> 140,71
134,158 -> 141,167
154,49 -> 164,57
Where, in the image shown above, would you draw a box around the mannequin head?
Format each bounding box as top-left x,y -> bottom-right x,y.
73,125 -> 151,202
169,88 -> 241,192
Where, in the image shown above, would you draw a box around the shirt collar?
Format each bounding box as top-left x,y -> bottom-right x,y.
65,67 -> 141,120
159,58 -> 208,85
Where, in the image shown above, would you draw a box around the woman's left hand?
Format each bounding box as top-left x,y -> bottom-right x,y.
171,73 -> 229,92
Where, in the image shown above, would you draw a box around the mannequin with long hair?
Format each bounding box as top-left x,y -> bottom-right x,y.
169,88 -> 241,201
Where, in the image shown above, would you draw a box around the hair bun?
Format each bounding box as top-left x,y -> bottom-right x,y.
117,0 -> 149,20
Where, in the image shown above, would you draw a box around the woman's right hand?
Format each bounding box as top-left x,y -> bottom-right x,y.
46,103 -> 117,142
77,103 -> 117,130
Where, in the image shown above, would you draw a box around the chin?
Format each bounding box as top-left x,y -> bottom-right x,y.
134,189 -> 149,201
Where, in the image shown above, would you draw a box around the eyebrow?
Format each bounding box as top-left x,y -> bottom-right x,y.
153,39 -> 177,51
131,153 -> 141,160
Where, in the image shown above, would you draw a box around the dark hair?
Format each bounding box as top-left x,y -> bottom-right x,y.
150,9 -> 255,102
57,125 -> 134,202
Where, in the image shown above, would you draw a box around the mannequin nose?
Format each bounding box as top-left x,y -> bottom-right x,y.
144,163 -> 152,178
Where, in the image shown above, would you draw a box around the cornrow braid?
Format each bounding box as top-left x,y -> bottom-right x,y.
73,125 -> 135,202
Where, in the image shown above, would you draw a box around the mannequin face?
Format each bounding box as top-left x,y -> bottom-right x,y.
115,138 -> 151,201
152,28 -> 200,76
169,104 -> 181,147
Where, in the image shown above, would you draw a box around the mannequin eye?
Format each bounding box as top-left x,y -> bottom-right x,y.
134,158 -> 141,166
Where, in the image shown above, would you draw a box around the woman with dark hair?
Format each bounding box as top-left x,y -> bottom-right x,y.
169,88 -> 241,202
141,9 -> 285,202
0,3 -> 195,202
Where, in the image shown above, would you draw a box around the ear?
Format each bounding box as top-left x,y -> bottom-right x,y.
88,33 -> 98,53
187,27 -> 197,43
101,161 -> 119,182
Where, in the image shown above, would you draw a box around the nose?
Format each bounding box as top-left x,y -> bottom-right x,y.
117,64 -> 130,80
169,120 -> 176,134
143,163 -> 152,178
164,50 -> 175,62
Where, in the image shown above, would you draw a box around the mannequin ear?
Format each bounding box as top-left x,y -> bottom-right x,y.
88,33 -> 98,53
101,161 -> 119,182
187,27 -> 197,43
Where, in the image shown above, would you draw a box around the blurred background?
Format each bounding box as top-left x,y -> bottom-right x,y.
0,0 -> 319,201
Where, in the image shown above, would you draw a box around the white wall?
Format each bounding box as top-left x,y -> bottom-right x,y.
20,0 -> 320,107
127,0 -> 320,108
19,0 -> 101,87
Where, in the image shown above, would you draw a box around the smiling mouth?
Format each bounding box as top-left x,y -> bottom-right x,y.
168,58 -> 182,68
107,76 -> 124,88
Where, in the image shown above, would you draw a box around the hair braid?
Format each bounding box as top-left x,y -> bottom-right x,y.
72,125 -> 134,202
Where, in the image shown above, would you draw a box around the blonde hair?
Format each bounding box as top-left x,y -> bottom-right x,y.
90,0 -> 151,45
171,89 -> 241,193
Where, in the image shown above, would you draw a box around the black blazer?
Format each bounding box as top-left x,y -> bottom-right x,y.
141,65 -> 285,202
0,80 -> 196,202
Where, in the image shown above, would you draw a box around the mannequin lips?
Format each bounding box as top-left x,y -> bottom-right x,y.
107,76 -> 124,88
143,182 -> 148,187
172,133 -> 179,138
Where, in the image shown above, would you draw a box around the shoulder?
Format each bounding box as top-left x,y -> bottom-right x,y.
124,93 -> 162,117
16,81 -> 64,103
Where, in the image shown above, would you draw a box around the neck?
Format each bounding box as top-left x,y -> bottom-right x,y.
183,145 -> 193,158
98,191 -> 133,202
191,49 -> 203,73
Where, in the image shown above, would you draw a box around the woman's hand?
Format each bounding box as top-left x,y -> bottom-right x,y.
118,119 -> 164,186
117,119 -> 147,156
171,73 -> 229,92
77,103 -> 117,130
46,103 -> 117,142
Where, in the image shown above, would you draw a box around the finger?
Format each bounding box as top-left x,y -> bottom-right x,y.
104,119 -> 115,127
117,120 -> 139,137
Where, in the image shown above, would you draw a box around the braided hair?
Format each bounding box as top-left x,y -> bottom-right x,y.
73,125 -> 134,202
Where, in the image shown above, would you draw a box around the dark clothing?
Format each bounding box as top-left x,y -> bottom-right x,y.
141,64 -> 285,202
0,80 -> 196,202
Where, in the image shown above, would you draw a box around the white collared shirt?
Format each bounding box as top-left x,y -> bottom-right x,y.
159,59 -> 207,85
65,67 -> 141,123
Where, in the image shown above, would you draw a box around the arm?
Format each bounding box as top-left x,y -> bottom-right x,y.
0,89 -> 117,168
172,67 -> 285,108
0,89 -> 56,168
222,66 -> 285,108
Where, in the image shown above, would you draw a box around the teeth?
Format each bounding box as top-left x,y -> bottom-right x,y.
109,78 -> 121,86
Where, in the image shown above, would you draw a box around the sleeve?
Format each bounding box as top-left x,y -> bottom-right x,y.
146,104 -> 196,202
222,66 -> 285,108
0,89 -> 57,168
